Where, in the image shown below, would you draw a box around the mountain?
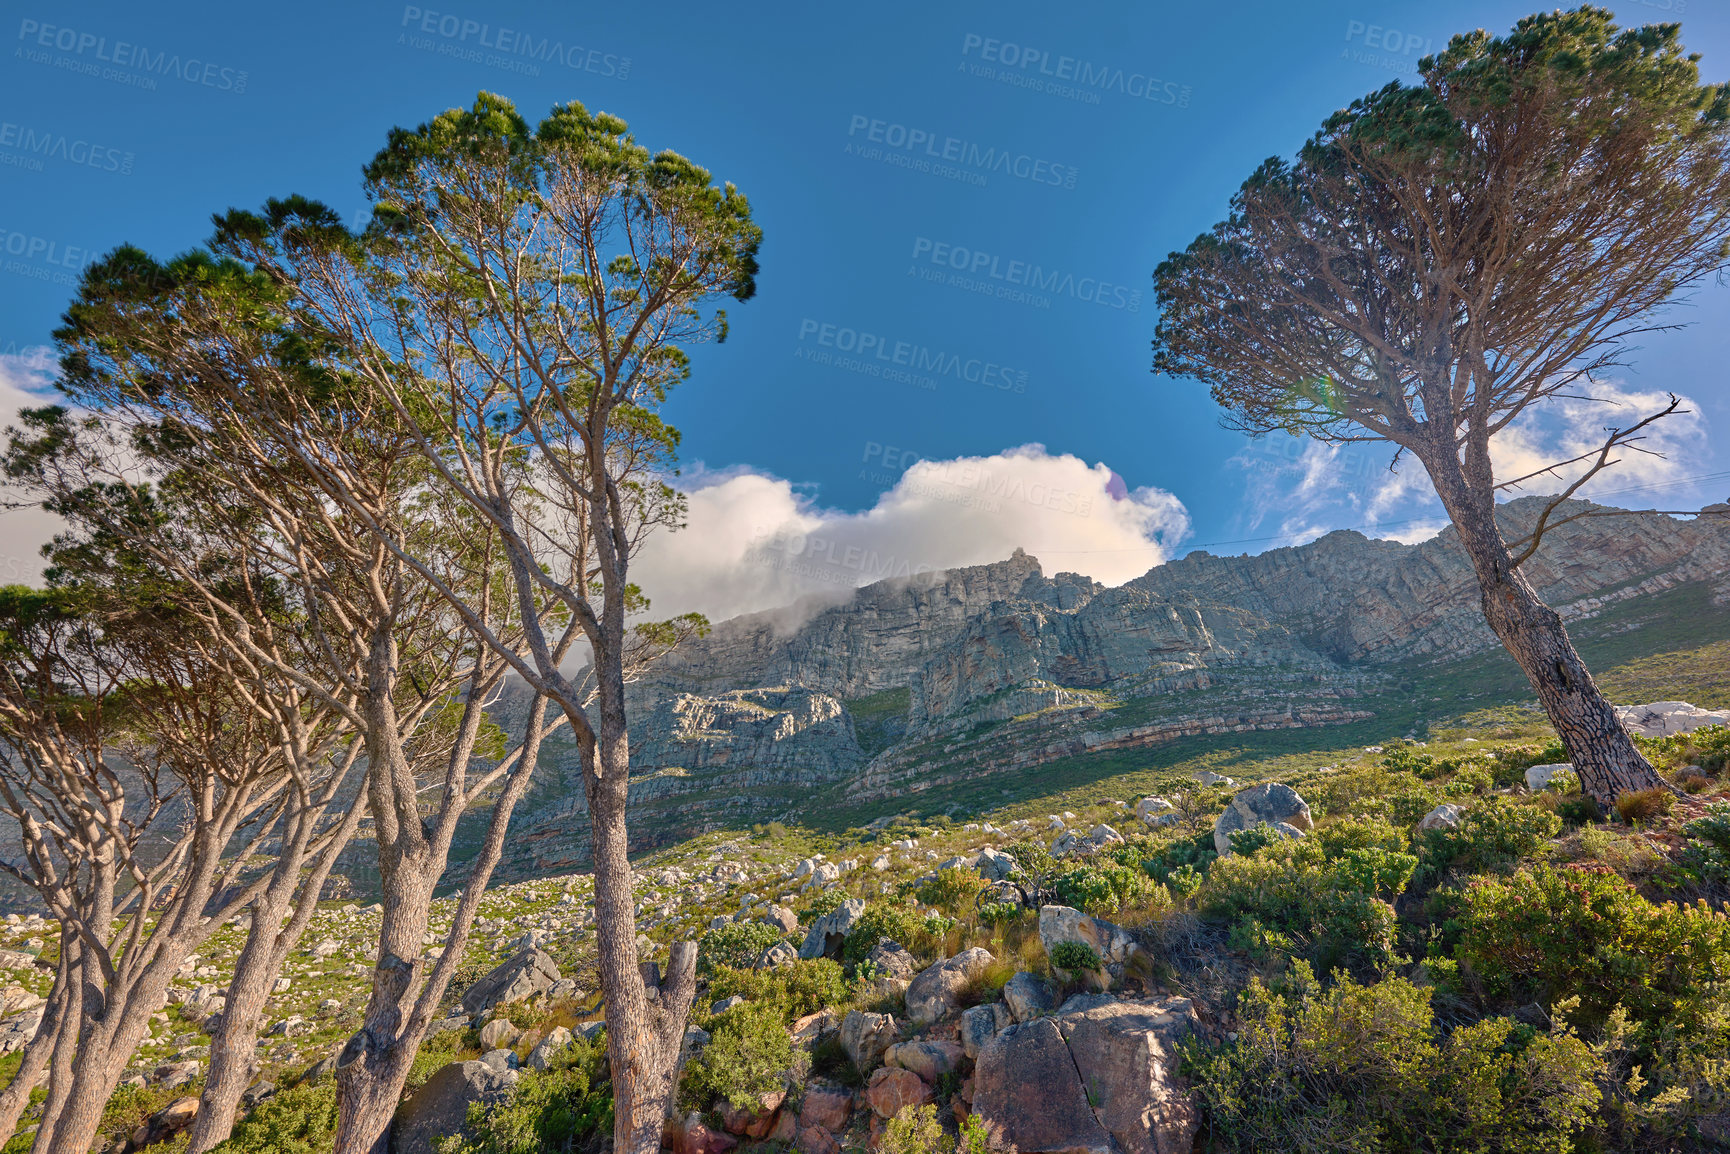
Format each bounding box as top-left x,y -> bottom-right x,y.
483,497 -> 1730,878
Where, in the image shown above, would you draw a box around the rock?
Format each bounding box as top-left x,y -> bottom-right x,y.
804,862 -> 842,890
154,1060 -> 202,1089
668,1110 -> 740,1154
548,978 -> 580,1001
0,951 -> 34,972
790,1008 -> 836,1048
973,1018 -> 1114,1154
1058,992 -> 1118,1016
1086,824 -> 1124,848
1002,971 -> 1057,1022
760,905 -> 800,934
976,847 -> 1018,881
960,1004 -> 1000,1059
130,1096 -> 199,1150
240,1081 -> 275,1107
887,1038 -> 965,1082
393,1060 -> 520,1154
719,1089 -> 786,1139
866,1066 -> 933,1118
865,939 -> 917,982
1417,803 -> 1465,831
1039,905 -> 1142,967
478,1018 -> 521,1051
839,1009 -> 900,1070
1617,701 -> 1730,737
480,1048 -> 519,1072
905,947 -> 994,1027
799,1081 -> 853,1132
527,1026 -> 573,1071
1135,797 -> 1174,825
752,941 -> 797,970
460,948 -> 562,1016
1213,783 -> 1313,856
1059,997 -> 1199,1154
795,1124 -> 841,1154
1195,772 -> 1234,786
0,1007 -> 43,1054
1524,763 -> 1572,791
799,899 -> 865,961
711,995 -> 746,1016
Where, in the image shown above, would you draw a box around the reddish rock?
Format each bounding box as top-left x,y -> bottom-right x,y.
667,1111 -> 739,1154
1060,999 -> 1198,1154
799,1081 -> 854,1132
866,1066 -> 932,1119
718,1089 -> 786,1138
130,1096 -> 199,1150
768,1109 -> 799,1144
796,1124 -> 841,1154
973,1019 -> 1113,1154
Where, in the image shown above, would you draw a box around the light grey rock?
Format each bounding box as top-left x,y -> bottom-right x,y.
1002,971 -> 1056,1022
760,905 -> 800,934
1524,762 -> 1572,791
839,1009 -> 899,1070
393,1060 -> 520,1154
865,939 -> 917,982
960,1004 -> 999,1059
711,995 -> 745,1015
1617,701 -> 1730,737
799,898 -> 865,960
461,948 -> 562,1016
1417,802 -> 1466,831
1213,783 -> 1313,856
754,941 -> 798,969
976,847 -> 1018,881
905,947 -> 994,1027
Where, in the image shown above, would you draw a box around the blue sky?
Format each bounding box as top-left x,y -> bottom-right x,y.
2,0 -> 1727,607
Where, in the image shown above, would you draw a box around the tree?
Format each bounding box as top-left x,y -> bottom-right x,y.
13,244 -> 565,1152
210,93 -> 761,1153
1151,7 -> 1730,808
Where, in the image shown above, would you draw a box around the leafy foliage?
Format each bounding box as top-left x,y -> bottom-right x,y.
697,921 -> 787,976
915,867 -> 984,913
1049,940 -> 1103,973
1419,796 -> 1559,874
441,1037 -> 612,1154
684,1001 -> 797,1112
209,1081 -> 340,1154
705,960 -> 849,1023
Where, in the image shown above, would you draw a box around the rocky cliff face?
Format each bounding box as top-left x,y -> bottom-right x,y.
488,498 -> 1730,868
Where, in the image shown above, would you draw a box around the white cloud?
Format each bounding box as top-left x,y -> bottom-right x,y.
0,346 -> 63,586
633,445 -> 1191,624
1227,382 -> 1711,553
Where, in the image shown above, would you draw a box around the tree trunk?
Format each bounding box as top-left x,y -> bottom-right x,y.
588,699 -> 697,1154
0,960 -> 70,1149
28,942 -> 79,1154
1427,448 -> 1667,808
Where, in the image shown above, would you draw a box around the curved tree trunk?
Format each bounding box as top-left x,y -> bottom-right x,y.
1426,443 -> 1667,809
0,954 -> 72,1149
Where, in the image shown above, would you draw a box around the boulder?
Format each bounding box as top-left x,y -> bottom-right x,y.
718,1089 -> 786,1139
795,1125 -> 841,1154
460,948 -> 562,1016
959,1005 -> 995,1060
905,947 -> 994,1027
0,1007 -> 43,1055
1213,783 -> 1313,856
790,1009 -> 837,1048
1617,701 -> 1730,737
760,905 -> 800,934
799,899 -> 865,961
394,1060 -> 520,1154
130,1096 -> 199,1150
1038,906 -> 1143,967
866,939 -> 918,982
1524,763 -> 1572,791
711,995 -> 745,1016
885,1038 -> 964,1082
1002,971 -> 1056,1022
527,1026 -> 573,1072
478,1018 -> 520,1051
1135,797 -> 1175,826
667,1111 -> 740,1154
866,1066 -> 932,1119
1417,803 -> 1465,832
976,848 -> 1018,881
753,942 -> 798,970
798,1080 -> 853,1132
1086,824 -> 1124,848
839,1009 -> 899,1070
0,986 -> 43,1016
973,1019 -> 1114,1154
1058,998 -> 1198,1154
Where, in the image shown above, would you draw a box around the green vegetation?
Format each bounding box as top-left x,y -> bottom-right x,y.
696,921 -> 787,975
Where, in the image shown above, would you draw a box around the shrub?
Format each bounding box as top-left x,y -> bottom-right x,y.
842,905 -> 937,965
685,1001 -> 797,1111
1420,796 -> 1559,873
442,1037 -> 612,1154
706,959 -> 849,1023
915,867 -> 984,913
1443,765 -> 1493,797
878,1103 -> 947,1154
1049,941 -> 1103,973
697,921 -> 787,976
801,890 -> 847,925
1052,863 -> 1153,915
1613,787 -> 1673,826
1675,802 -> 1730,886
977,900 -> 1023,926
1181,964 -> 1601,1154
209,1080 -> 340,1154
1457,863 -> 1730,1033
1226,825 -> 1279,857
